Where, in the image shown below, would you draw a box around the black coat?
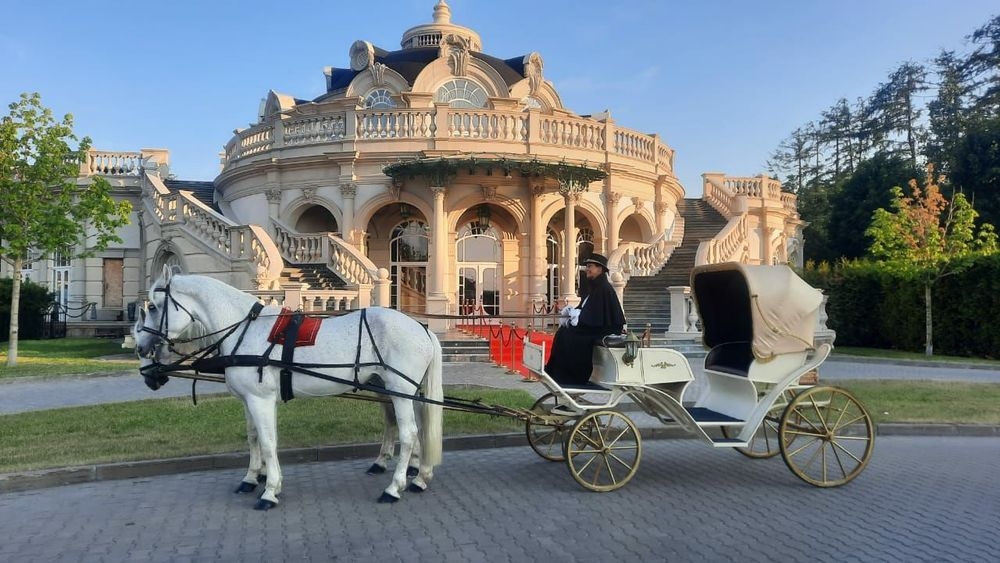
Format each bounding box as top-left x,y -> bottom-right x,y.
544,273 -> 626,386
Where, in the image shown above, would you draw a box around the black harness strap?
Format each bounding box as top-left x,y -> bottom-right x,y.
279,313 -> 305,402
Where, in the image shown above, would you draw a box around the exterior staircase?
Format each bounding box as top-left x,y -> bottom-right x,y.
623,199 -> 728,353
280,262 -> 348,289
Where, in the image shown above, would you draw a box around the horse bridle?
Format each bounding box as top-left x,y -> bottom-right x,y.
138,283 -> 197,345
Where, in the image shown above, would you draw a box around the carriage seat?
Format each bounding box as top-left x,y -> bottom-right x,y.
704,341 -> 753,377
597,334 -> 628,348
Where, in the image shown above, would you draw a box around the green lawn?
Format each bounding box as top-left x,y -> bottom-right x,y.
0,338 -> 138,378
834,346 -> 1000,366
0,387 -> 536,473
839,380 -> 1000,425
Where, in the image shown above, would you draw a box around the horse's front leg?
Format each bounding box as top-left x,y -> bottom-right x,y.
234,402 -> 266,494
378,396 -> 418,503
246,394 -> 282,510
367,401 -> 397,475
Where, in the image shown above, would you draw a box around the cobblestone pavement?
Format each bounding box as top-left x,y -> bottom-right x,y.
0,436 -> 996,562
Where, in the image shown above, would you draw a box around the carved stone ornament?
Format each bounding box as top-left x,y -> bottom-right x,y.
524,52 -> 544,95
340,183 -> 357,198
606,191 -> 622,206
302,187 -> 317,202
387,183 -> 401,201
631,196 -> 644,213
266,188 -> 282,203
531,185 -> 546,198
481,185 -> 497,201
654,201 -> 670,215
440,33 -> 470,76
350,40 -> 375,72
369,62 -> 387,86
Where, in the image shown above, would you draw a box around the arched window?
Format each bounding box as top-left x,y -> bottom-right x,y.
391,220 -> 429,262
390,220 -> 429,312
435,79 -> 488,108
364,88 -> 396,109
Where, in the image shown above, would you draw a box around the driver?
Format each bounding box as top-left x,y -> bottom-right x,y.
544,253 -> 626,393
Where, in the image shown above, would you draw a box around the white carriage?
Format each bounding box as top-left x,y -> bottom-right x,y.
521,262 -> 874,492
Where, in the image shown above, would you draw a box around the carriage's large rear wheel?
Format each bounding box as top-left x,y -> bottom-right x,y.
565,410 -> 641,492
779,386 -> 874,487
721,388 -> 797,459
526,393 -> 569,461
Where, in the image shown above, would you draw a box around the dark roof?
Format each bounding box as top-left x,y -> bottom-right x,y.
319,46 -> 528,99
163,180 -> 218,212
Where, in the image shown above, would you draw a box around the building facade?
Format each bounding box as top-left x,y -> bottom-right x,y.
5,1 -> 804,335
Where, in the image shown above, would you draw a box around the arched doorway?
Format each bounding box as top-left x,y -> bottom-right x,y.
295,205 -> 338,233
389,220 -> 429,313
456,221 -> 501,316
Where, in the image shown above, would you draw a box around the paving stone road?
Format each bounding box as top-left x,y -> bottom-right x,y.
0,435 -> 997,562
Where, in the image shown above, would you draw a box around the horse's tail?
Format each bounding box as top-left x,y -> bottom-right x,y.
419,330 -> 444,467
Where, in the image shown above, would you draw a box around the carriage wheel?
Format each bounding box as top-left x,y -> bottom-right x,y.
779,386 -> 874,487
526,393 -> 569,461
721,389 -> 797,459
565,410 -> 641,492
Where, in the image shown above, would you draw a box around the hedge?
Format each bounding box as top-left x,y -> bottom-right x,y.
802,254 -> 1000,359
0,278 -> 55,341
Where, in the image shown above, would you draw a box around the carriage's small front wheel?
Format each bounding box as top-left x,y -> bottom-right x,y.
722,388 -> 797,459
526,393 -> 569,461
565,410 -> 641,492
779,386 -> 874,487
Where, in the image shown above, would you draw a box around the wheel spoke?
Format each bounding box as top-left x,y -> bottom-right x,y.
830,439 -> 867,465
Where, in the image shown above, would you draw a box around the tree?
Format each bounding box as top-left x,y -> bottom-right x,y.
949,116 -> 1000,229
866,165 -> 998,355
829,154 -> 921,260
965,15 -> 1000,118
0,93 -> 131,366
925,50 -> 970,175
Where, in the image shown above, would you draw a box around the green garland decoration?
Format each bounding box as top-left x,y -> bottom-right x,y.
383,156 -> 607,190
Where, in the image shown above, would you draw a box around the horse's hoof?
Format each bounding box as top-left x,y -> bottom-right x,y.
254,498 -> 277,511
377,492 -> 399,503
366,463 -> 386,475
234,481 -> 257,494
406,483 -> 426,493
406,466 -> 419,478
256,474 -> 267,484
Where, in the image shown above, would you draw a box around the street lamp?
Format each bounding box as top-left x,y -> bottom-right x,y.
476,204 -> 491,228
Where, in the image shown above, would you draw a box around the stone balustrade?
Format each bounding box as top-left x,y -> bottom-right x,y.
145,172 -> 283,285
608,217 -> 683,279
221,105 -> 674,174
272,219 -> 381,288
696,215 -> 748,265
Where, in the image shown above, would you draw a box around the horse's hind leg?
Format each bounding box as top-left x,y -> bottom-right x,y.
367,401 -> 397,475
234,402 -> 265,494
377,396 -> 418,503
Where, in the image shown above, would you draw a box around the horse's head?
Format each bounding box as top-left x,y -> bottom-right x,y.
135,265 -> 198,390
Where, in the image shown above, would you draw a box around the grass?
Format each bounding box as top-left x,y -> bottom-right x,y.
834,346 -> 1000,366
0,386 -> 535,473
0,338 -> 138,378
838,380 -> 1000,425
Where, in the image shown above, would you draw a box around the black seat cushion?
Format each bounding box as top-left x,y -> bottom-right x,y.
596,334 -> 628,348
705,341 -> 753,377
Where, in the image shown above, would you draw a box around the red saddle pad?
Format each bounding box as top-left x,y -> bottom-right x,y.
267,308 -> 322,347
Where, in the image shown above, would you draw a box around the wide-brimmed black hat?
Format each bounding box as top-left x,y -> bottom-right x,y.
582,253 -> 609,272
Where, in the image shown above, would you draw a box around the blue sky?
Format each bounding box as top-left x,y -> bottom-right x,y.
2,0 -> 996,196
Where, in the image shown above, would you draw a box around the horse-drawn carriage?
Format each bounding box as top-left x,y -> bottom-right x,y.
521,262 -> 874,492
133,262 -> 872,509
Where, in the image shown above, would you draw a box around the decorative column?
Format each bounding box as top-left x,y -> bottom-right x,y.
560,191 -> 580,306
266,188 -> 282,235
529,185 -> 547,315
426,185 -> 450,331
340,183 -> 357,243
654,202 -> 669,235
761,224 -> 773,265
605,191 -> 621,253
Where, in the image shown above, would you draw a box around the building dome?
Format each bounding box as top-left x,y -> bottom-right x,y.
400,1 -> 482,51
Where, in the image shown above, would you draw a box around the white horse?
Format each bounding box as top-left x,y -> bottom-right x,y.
134,266 -> 443,509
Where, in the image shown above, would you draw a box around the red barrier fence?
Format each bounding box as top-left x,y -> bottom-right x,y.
454,321 -> 554,377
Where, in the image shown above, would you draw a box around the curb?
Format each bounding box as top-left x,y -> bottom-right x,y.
2,424 -> 997,494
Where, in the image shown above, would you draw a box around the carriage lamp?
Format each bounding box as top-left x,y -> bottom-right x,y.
476,204 -> 491,228
623,331 -> 640,367
399,202 -> 411,220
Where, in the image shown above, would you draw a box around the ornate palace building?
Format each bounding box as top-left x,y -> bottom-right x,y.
7,1 -> 804,337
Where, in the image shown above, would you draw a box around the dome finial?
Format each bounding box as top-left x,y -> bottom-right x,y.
433,0 -> 451,24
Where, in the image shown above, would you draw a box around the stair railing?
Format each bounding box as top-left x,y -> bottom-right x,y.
144,172 -> 283,287
608,215 -> 684,282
